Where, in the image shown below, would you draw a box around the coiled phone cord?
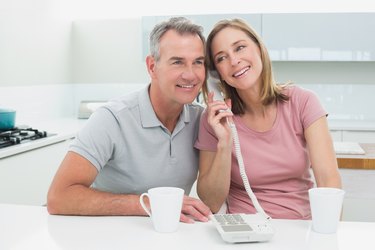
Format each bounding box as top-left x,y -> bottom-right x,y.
227,119 -> 272,220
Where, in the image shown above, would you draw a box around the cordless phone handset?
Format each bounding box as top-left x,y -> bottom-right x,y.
207,78 -> 231,114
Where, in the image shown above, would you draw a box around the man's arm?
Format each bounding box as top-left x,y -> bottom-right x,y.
47,151 -> 211,222
47,151 -> 146,216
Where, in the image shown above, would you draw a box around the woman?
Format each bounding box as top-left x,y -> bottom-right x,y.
194,19 -> 342,219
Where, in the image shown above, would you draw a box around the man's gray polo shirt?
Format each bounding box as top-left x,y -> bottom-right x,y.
69,85 -> 203,195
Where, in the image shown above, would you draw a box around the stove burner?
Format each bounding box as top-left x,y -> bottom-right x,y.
0,127 -> 49,149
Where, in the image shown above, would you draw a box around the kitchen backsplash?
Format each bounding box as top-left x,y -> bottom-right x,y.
0,83 -> 146,124
0,83 -> 374,125
299,83 -> 375,121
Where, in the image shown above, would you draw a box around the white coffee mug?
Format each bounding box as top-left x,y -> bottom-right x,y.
139,187 -> 184,233
309,187 -> 345,234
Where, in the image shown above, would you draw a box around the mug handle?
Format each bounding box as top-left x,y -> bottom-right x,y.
139,193 -> 152,217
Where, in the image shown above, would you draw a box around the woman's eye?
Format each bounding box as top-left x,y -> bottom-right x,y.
236,45 -> 245,52
216,56 -> 225,63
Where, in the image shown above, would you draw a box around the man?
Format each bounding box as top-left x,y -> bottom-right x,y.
47,17 -> 210,223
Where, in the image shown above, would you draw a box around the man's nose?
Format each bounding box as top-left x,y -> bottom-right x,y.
181,66 -> 195,79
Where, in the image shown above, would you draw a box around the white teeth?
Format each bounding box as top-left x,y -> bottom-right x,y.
177,84 -> 194,88
233,67 -> 250,77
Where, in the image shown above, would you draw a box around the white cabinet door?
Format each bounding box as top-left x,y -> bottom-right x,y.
192,14 -> 262,38
0,139 -> 72,206
330,130 -> 342,142
340,169 -> 375,222
262,13 -> 375,61
142,14 -> 261,59
342,131 -> 375,143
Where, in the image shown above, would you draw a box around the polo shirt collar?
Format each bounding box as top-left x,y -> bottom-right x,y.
139,84 -> 191,128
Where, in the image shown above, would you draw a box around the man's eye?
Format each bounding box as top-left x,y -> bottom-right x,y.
195,60 -> 204,65
172,60 -> 183,65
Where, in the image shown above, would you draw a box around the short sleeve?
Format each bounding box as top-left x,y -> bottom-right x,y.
295,87 -> 327,129
194,109 -> 218,151
69,107 -> 119,171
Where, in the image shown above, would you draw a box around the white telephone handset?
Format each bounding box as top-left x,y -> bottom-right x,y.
207,76 -> 275,243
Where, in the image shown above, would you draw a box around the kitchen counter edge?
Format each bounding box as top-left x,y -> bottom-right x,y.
0,118 -> 87,159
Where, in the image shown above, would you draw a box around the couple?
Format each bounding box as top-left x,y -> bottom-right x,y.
47,17 -> 341,222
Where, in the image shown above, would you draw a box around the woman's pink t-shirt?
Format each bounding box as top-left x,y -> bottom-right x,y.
194,86 -> 327,219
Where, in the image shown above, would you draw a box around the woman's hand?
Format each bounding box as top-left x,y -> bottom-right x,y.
180,195 -> 212,223
206,92 -> 233,146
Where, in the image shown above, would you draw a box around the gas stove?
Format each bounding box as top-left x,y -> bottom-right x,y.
0,126 -> 52,149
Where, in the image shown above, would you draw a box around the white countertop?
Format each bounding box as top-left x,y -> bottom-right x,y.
0,118 -> 87,159
0,204 -> 374,250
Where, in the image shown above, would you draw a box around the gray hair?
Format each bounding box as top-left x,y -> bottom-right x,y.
149,17 -> 205,61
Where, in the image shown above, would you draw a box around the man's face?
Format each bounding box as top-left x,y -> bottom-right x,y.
149,30 -> 205,106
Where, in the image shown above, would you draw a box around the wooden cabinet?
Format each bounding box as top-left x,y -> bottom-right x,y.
0,139 -> 72,206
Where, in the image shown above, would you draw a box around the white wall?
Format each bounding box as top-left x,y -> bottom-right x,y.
48,0 -> 375,18
72,19 -> 148,83
0,0 -> 72,86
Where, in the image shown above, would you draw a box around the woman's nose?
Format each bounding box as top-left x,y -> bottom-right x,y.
230,56 -> 240,66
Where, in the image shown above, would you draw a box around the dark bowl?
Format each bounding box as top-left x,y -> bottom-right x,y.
0,109 -> 16,131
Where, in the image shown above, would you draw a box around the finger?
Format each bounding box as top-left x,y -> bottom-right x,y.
180,213 -> 195,224
208,91 -> 214,103
183,196 -> 212,216
209,102 -> 231,115
181,205 -> 209,222
181,197 -> 211,222
225,98 -> 232,109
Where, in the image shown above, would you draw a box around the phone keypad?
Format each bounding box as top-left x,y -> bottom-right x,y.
213,214 -> 253,232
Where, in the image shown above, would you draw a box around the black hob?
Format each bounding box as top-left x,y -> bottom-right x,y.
0,126 -> 49,149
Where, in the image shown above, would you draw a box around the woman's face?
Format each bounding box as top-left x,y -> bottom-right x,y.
210,27 -> 263,90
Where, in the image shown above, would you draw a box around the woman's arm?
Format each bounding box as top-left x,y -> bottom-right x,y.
197,92 -> 233,213
305,116 -> 342,188
197,148 -> 232,213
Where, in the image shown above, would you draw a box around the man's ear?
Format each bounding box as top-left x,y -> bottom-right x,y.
146,55 -> 156,77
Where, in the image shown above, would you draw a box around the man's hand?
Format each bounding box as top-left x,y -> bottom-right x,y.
180,195 -> 212,223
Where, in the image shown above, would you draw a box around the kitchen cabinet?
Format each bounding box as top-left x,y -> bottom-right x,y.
0,139 -> 72,206
340,169 -> 375,222
142,14 -> 261,59
342,130 -> 375,143
143,13 -> 375,62
262,13 -> 375,61
330,130 -> 375,143
191,14 -> 261,38
330,130 -> 342,141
